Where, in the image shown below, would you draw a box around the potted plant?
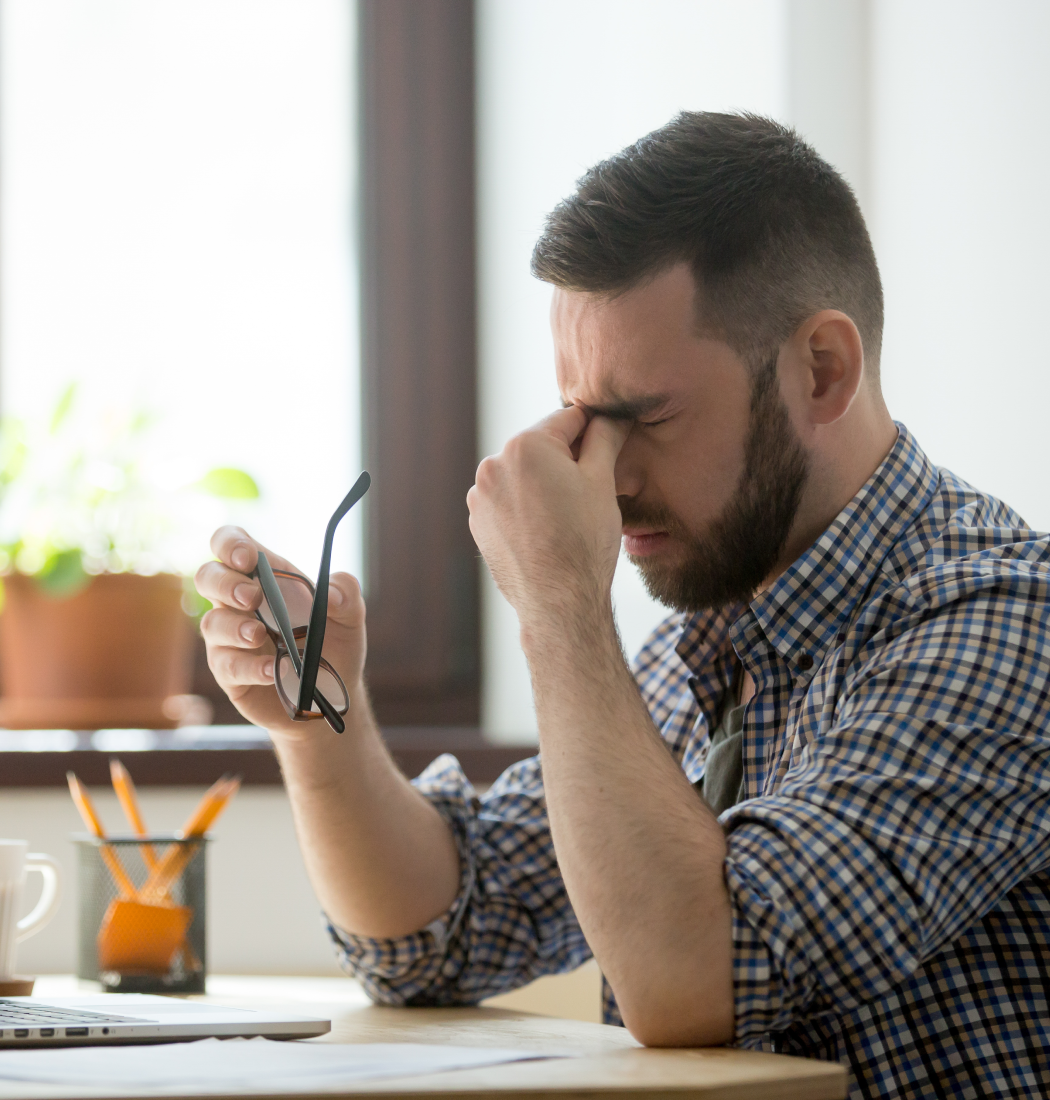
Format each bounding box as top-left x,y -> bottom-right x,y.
0,385 -> 258,730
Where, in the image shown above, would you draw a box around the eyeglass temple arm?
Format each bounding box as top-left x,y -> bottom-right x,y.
256,552 -> 300,671
256,551 -> 344,732
297,471 -> 371,725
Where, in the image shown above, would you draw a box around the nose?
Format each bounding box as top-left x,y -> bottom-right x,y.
613,429 -> 645,501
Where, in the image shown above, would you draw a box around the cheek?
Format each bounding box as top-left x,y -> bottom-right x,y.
618,407 -> 749,528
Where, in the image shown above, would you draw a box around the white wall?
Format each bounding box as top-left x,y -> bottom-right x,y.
872,0 -> 1050,530
478,0 -> 1050,742
787,0 -> 871,217
476,0 -> 789,741
0,786 -> 343,977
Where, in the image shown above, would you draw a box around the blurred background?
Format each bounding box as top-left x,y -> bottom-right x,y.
0,0 -> 1048,1011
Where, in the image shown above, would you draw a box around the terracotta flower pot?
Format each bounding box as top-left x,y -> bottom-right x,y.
0,572 -> 194,730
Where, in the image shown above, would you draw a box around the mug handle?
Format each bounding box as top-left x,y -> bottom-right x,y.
17,854 -> 61,943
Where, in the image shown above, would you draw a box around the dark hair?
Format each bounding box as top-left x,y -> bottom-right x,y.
531,112 -> 884,375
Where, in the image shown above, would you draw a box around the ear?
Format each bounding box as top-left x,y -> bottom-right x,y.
784,310 -> 866,426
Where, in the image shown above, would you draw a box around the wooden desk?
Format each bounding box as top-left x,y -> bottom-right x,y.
11,976 -> 847,1099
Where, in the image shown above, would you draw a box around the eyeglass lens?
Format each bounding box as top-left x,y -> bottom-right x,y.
257,573 -> 314,634
276,654 -> 349,716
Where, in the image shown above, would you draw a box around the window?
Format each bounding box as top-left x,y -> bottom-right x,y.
0,0 -> 361,581
0,0 -> 483,730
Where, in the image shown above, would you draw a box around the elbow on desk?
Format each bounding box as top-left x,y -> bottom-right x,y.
618,991 -> 735,1049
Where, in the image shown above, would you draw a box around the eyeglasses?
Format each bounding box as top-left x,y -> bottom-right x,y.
252,472 -> 370,733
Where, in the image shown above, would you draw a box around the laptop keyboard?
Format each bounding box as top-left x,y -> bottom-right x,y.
0,1000 -> 148,1038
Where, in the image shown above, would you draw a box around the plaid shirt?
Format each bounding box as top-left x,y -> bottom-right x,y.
330,425 -> 1050,1099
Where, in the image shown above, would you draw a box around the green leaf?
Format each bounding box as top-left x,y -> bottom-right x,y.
49,382 -> 78,435
195,467 -> 260,500
0,423 -> 28,487
181,576 -> 212,622
35,549 -> 90,598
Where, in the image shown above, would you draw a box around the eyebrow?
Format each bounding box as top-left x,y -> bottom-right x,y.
560,394 -> 672,421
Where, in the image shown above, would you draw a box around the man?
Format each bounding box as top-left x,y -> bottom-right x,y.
196,114 -> 1050,1098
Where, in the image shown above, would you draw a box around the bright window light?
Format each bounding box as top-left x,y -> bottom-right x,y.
0,0 -> 360,581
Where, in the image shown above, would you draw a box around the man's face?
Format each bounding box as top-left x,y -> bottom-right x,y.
552,264 -> 808,612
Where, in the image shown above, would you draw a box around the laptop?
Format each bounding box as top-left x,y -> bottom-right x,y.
0,993 -> 330,1047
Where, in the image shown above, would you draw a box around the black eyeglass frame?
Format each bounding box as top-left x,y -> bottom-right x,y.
253,564 -> 349,730
252,471 -> 371,734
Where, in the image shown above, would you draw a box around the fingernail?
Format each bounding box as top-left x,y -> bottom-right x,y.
262,658 -> 275,682
329,586 -> 344,609
240,621 -> 259,643
232,545 -> 250,570
234,583 -> 254,608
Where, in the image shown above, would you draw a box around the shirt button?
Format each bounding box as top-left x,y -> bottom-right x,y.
798,653 -> 814,671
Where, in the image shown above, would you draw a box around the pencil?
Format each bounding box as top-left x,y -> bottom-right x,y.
178,776 -> 241,838
176,773 -> 234,839
141,776 -> 241,900
66,772 -> 139,900
110,759 -> 159,871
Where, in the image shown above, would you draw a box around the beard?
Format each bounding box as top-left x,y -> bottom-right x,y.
622,358 -> 808,613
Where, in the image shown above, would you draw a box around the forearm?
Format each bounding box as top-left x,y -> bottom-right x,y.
466,405 -> 733,1041
271,690 -> 461,939
523,601 -> 734,1046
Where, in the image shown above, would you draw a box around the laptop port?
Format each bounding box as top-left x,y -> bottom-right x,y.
13,1029 -> 28,1038
64,1027 -> 88,1037
39,1028 -> 54,1037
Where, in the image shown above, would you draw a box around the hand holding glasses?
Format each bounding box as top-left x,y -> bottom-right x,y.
252,472 -> 370,733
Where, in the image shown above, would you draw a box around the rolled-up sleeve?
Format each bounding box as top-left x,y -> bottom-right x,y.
327,750 -> 592,1005
723,586 -> 1050,1041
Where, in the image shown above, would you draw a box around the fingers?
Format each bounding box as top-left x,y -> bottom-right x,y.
327,572 -> 366,627
577,415 -> 631,476
200,527 -> 308,612
207,644 -> 275,687
201,606 -> 267,649
209,526 -> 301,576
209,527 -> 259,573
195,559 -> 262,611
535,405 -> 590,451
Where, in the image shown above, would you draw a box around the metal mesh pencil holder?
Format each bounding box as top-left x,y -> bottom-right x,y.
74,834 -> 208,994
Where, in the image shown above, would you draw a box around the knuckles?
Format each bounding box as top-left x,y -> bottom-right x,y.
474,429 -> 545,494
200,608 -> 218,638
210,646 -> 254,685
474,454 -> 501,492
193,560 -> 215,593
209,524 -> 250,560
195,560 -> 251,609
501,432 -> 533,465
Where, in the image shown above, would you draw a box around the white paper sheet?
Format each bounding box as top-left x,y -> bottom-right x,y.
0,1038 -> 563,1094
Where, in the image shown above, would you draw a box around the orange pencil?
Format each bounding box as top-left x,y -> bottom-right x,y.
141,776 -> 240,900
178,776 -> 240,838
110,759 -> 158,871
66,772 -> 138,900
109,763 -> 200,970
175,774 -> 236,838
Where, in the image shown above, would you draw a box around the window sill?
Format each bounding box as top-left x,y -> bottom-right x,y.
0,726 -> 536,787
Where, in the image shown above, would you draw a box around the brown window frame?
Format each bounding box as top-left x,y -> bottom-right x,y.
0,1 -> 495,789
357,0 -> 480,727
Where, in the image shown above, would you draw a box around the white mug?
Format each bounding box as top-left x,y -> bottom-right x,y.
0,840 -> 61,979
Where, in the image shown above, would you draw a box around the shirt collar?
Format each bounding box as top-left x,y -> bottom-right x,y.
675,606 -> 741,727
744,422 -> 937,667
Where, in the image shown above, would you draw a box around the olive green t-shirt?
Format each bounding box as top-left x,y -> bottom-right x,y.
697,697 -> 745,816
